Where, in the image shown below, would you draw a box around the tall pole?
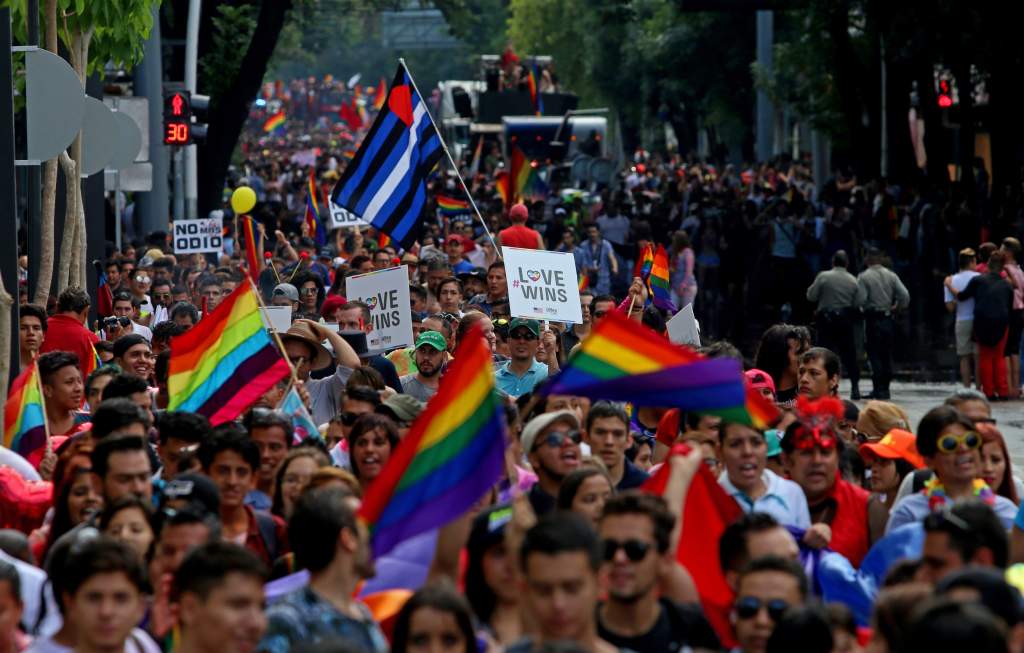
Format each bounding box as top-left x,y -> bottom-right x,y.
183,0 -> 201,219
173,148 -> 185,222
134,1 -> 170,237
0,8 -> 22,383
25,0 -> 41,300
755,10 -> 774,162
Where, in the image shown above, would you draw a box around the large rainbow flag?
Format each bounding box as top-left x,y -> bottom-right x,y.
542,310 -> 778,428
358,327 -> 506,558
3,363 -> 47,457
167,283 -> 290,425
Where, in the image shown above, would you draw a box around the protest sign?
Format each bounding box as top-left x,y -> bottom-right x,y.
345,265 -> 413,351
172,216 -> 223,254
260,306 -> 292,333
503,247 -> 583,324
327,200 -> 368,229
667,303 -> 701,347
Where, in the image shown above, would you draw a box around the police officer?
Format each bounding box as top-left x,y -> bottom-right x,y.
856,247 -> 910,400
807,250 -> 862,399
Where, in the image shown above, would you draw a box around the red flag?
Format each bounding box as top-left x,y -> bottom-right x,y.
93,260 -> 114,318
643,444 -> 742,646
239,216 -> 261,283
339,98 -> 363,131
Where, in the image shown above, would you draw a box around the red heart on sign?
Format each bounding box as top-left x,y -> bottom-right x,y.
388,85 -> 414,127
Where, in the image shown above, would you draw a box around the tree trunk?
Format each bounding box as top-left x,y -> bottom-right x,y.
197,0 -> 293,217
61,28 -> 91,291
56,152 -> 76,291
33,0 -> 59,306
0,273 -> 12,401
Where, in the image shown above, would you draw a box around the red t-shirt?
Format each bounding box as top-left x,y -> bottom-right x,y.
39,314 -> 100,379
500,224 -> 541,249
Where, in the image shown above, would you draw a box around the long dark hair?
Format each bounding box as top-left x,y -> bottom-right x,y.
346,414 -> 399,480
391,583 -> 476,653
754,324 -> 810,387
45,466 -> 101,559
271,447 -> 330,519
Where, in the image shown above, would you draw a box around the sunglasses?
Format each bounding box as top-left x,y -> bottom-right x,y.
602,538 -> 651,562
936,431 -> 981,454
510,330 -> 538,341
734,596 -> 791,622
134,275 -> 151,284
534,430 -> 581,451
299,287 -> 318,295
340,411 -> 361,426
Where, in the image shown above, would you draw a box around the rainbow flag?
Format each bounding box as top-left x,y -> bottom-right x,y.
377,231 -> 392,250
634,244 -> 654,280
304,172 -> 327,246
495,170 -> 511,208
168,282 -> 290,425
578,274 -> 589,292
372,77 -> 387,111
649,245 -> 675,312
262,111 -> 285,133
358,327 -> 506,558
542,311 -> 776,426
526,68 -> 539,116
239,215 -> 262,282
437,195 -> 471,216
83,344 -> 101,382
3,363 -> 47,457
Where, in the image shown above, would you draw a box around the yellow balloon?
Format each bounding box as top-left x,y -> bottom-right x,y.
230,186 -> 257,214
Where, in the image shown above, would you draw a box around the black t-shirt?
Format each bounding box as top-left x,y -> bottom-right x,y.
597,598 -> 720,653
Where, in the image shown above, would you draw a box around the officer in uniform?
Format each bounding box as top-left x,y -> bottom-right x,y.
807,250 -> 862,399
856,247 -> 910,400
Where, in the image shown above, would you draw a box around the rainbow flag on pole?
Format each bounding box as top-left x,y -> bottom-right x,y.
168,283 -> 290,425
239,215 -> 262,282
358,327 -> 506,558
437,195 -> 471,216
542,311 -> 778,428
649,245 -> 675,312
634,244 -> 654,280
3,363 -> 47,457
304,172 -> 327,246
262,110 -> 286,133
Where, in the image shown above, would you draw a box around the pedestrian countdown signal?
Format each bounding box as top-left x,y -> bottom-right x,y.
163,91 -> 192,145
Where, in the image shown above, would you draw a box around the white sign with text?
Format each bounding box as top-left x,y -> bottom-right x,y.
503,247 -> 583,324
327,200 -> 369,229
345,265 -> 413,351
172,217 -> 223,254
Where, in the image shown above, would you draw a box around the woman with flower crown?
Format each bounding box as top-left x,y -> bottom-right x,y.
886,405 -> 1018,533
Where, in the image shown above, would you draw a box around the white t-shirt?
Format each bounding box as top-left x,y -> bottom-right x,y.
25,628 -> 161,653
944,270 -> 979,322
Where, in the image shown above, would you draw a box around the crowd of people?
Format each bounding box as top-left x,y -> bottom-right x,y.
9,70 -> 1024,653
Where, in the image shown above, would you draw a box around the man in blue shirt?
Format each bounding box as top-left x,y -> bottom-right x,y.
495,318 -> 549,398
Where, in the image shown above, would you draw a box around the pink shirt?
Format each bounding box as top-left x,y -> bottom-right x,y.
1006,263 -> 1024,310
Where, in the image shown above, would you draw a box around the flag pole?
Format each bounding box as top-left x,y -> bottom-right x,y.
247,277 -> 300,387
398,58 -> 500,256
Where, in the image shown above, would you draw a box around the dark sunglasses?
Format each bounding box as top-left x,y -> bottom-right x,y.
510,330 -> 538,341
734,596 -> 790,622
534,430 -> 581,451
340,411 -> 361,426
602,538 -> 651,562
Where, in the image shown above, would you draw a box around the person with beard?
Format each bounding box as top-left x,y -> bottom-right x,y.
596,493 -> 719,652
258,485 -> 387,653
399,331 -> 447,402
521,410 -> 583,516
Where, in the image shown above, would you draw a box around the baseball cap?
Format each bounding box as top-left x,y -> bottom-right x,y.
856,401 -> 910,442
457,267 -> 486,283
377,394 -> 425,424
163,473 -> 220,516
317,248 -> 333,259
273,283 -> 299,302
112,334 -> 148,359
509,203 -> 529,221
745,368 -> 776,396
415,330 -> 447,352
509,318 -> 540,337
764,429 -> 782,457
520,410 -> 580,455
467,504 -> 513,555
858,429 -> 925,468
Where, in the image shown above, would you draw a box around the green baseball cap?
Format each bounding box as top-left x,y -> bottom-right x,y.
765,429 -> 782,457
508,318 -> 540,337
415,330 -> 447,352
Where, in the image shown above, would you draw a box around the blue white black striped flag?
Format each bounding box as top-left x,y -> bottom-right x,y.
330,63 -> 443,249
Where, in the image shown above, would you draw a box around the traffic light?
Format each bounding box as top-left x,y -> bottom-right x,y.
190,94 -> 210,145
937,79 -> 953,109
163,90 -> 191,145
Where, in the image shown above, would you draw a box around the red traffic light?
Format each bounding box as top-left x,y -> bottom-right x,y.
171,93 -> 185,116
164,121 -> 190,145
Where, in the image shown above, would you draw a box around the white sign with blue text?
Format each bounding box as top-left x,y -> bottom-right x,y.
503,247 -> 583,324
